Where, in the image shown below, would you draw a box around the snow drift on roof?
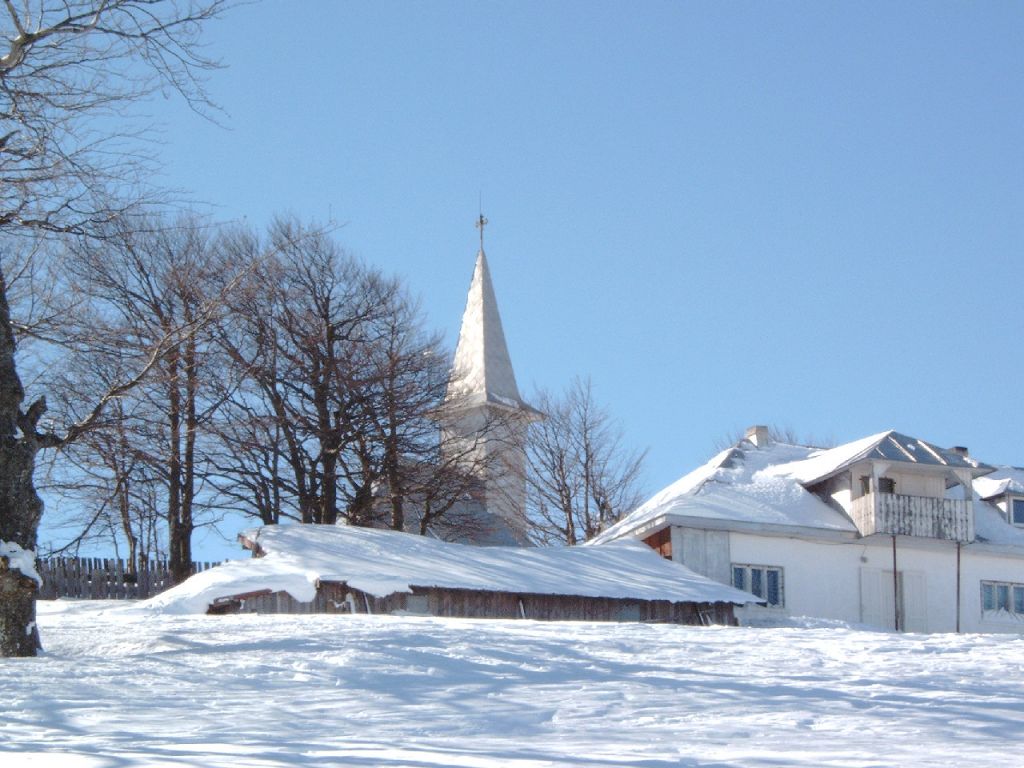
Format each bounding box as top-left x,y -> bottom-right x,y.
143,525 -> 755,614
973,500 -> 1024,547
975,467 -> 1024,500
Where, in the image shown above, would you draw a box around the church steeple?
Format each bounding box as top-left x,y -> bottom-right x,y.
446,223 -> 539,418
442,216 -> 541,545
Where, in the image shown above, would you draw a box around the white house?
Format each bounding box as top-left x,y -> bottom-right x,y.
592,426 -> 1024,633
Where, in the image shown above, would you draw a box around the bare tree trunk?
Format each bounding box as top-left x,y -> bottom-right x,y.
117,475 -> 138,579
0,274 -> 42,656
178,310 -> 200,582
116,419 -> 140,579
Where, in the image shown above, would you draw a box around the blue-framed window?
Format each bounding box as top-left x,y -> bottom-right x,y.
732,564 -> 784,607
981,580 -> 1024,615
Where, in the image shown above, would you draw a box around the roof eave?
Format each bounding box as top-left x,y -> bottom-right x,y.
604,512 -> 859,544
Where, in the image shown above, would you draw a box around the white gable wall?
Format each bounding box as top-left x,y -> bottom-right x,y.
670,527 -> 731,585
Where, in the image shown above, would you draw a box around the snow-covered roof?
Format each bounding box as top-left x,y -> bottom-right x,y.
766,430 -> 991,487
144,525 -> 756,614
973,500 -> 1024,547
595,429 -> 1019,551
591,438 -> 860,545
971,467 -> 1024,549
975,467 -> 1024,500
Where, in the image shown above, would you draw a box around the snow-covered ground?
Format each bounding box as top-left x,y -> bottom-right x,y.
4,602 -> 1024,767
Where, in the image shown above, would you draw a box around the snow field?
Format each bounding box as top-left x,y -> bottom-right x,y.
3,601 -> 1024,767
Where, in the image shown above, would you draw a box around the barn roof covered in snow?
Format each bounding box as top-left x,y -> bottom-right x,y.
144,525 -> 756,614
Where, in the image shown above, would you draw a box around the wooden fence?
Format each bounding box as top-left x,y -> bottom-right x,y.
36,557 -> 222,601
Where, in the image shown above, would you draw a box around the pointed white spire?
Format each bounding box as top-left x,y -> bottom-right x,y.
447,249 -> 530,410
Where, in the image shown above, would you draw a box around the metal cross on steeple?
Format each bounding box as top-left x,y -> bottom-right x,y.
476,212 -> 488,252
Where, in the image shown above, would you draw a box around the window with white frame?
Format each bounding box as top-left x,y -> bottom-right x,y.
981,580 -> 1024,615
1011,499 -> 1024,526
732,564 -> 784,607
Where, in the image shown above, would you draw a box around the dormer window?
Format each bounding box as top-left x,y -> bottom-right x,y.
1012,498 -> 1024,526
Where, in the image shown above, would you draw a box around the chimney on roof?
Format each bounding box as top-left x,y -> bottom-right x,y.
745,425 -> 770,448
951,446 -> 969,457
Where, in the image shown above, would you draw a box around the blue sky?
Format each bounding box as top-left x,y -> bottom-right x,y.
111,2 -> 1024,554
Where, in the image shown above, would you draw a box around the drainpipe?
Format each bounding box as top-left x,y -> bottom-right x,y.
956,541 -> 962,634
891,534 -> 900,632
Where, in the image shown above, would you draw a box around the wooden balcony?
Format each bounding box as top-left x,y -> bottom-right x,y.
850,492 -> 974,542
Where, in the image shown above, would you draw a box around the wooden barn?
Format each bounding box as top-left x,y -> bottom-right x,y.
148,525 -> 757,624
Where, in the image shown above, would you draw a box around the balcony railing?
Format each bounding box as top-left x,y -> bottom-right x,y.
850,492 -> 974,542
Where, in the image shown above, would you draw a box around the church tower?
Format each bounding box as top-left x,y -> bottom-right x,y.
443,215 -> 542,543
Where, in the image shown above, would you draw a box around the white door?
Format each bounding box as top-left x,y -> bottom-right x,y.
860,568 -> 927,632
861,568 -> 895,630
900,571 -> 928,633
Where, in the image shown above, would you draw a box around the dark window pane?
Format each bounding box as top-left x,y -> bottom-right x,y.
1013,500 -> 1024,525
733,567 -> 746,591
1015,587 -> 1024,614
751,569 -> 764,598
997,584 -> 1011,611
982,583 -> 996,611
766,569 -> 781,606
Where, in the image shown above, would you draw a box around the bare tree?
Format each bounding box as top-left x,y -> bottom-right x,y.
210,218 -> 396,527
208,218 -> 516,541
344,292 -> 519,540
46,343 -> 165,576
523,378 -> 647,545
0,0 -> 226,656
55,214 -> 232,584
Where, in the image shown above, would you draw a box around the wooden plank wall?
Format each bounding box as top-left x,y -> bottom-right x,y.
36,557 -> 220,600
215,582 -> 737,626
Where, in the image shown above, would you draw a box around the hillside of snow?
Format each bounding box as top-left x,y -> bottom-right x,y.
3,601 -> 1024,767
